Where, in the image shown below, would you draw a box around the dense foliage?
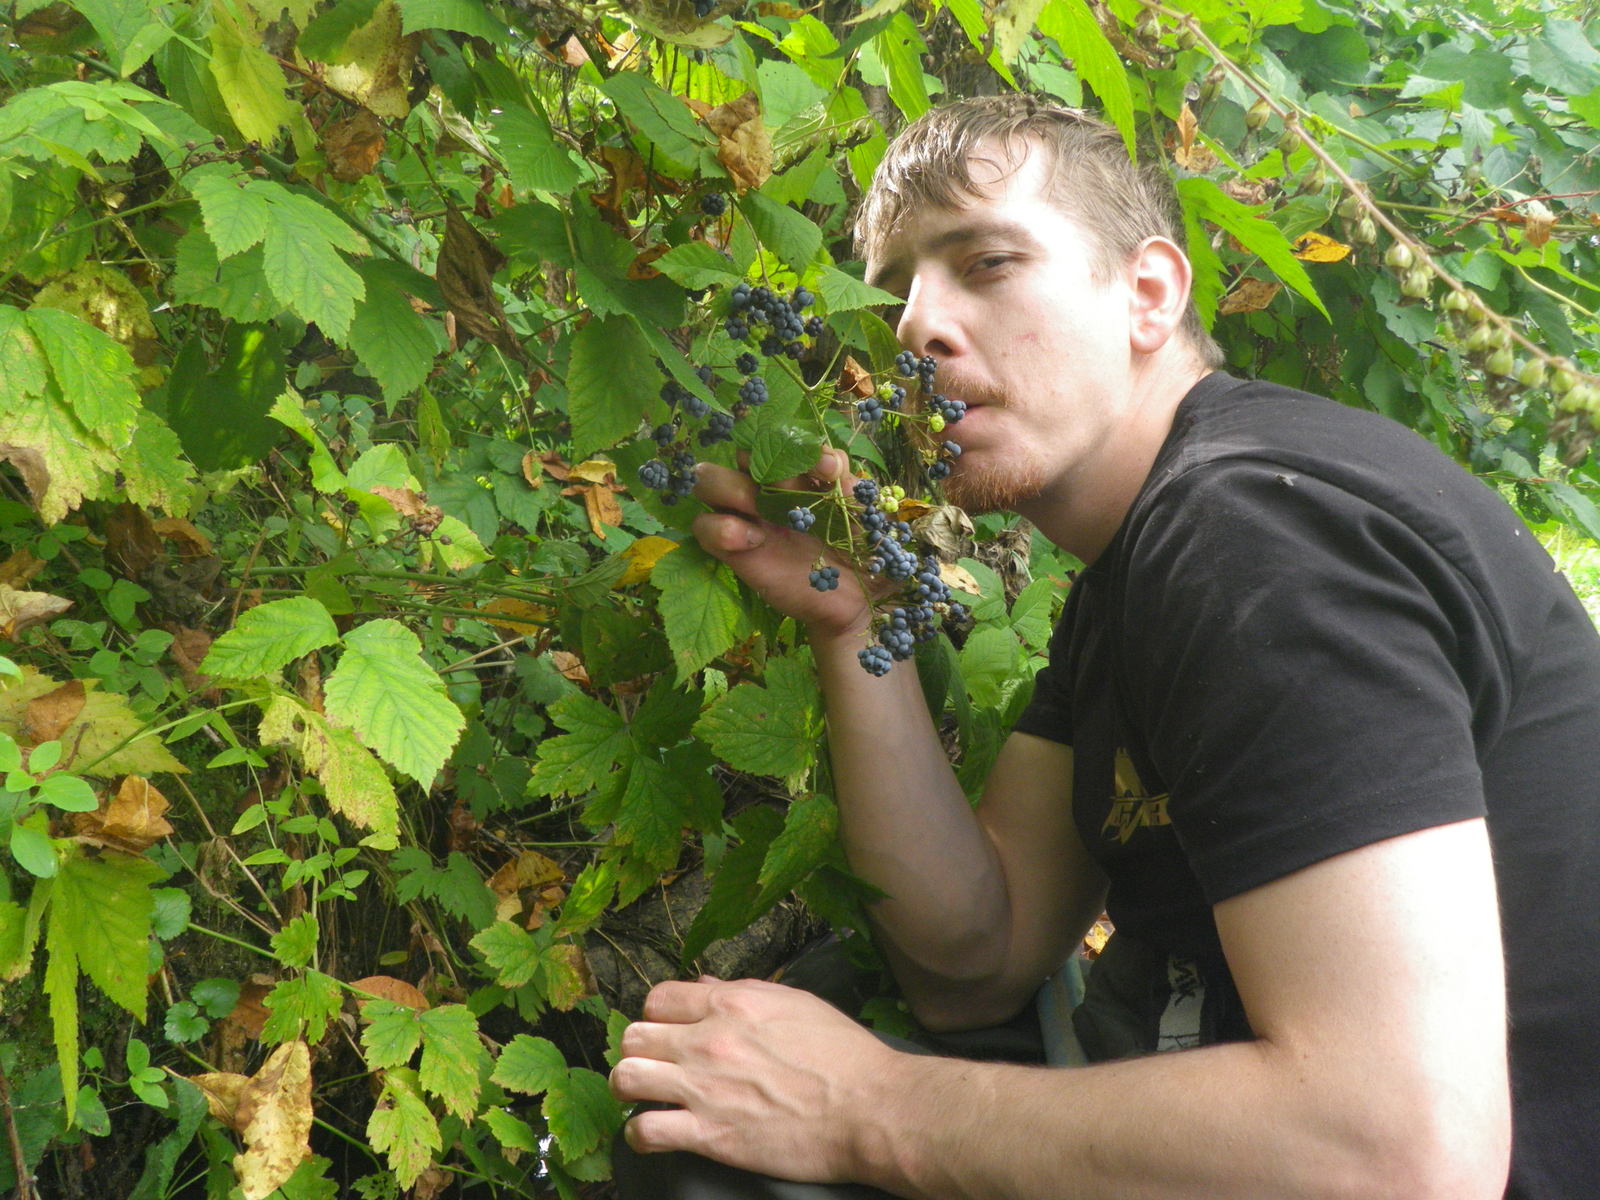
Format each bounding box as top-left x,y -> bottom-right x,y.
0,0 -> 1596,1195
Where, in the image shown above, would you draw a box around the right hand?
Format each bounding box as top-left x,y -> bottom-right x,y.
691,448 -> 875,640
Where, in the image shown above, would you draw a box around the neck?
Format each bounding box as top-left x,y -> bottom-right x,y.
1019,357 -> 1211,563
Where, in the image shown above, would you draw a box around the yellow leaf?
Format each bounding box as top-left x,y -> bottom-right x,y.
234,1041 -> 313,1200
259,697 -> 399,848
618,536 -> 679,585
480,597 -> 550,636
568,458 -> 618,484
1291,232 -> 1352,262
0,667 -> 186,777
321,1 -> 414,121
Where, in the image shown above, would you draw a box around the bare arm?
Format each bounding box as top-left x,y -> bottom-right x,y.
616,818 -> 1511,1200
693,453 -> 1105,1025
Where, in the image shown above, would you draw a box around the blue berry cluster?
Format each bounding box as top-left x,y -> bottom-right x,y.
809,565 -> 840,591
787,507 -> 816,532
700,192 -> 727,216
727,282 -> 816,360
637,450 -> 698,504
693,0 -> 716,16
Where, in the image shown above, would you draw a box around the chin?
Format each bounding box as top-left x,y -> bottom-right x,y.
942,459 -> 1047,514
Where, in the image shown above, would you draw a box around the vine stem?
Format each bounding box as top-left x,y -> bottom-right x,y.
0,1060 -> 37,1200
1157,3 -> 1600,394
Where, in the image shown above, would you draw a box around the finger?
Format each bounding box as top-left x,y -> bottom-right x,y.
609,1053 -> 690,1106
642,979 -> 716,1022
770,446 -> 853,495
693,461 -> 760,514
624,1105 -> 707,1156
692,510 -> 767,557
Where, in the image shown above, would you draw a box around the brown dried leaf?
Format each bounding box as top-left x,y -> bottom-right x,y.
369,485 -> 426,516
705,91 -> 771,191
24,679 -> 86,743
487,850 -> 566,900
105,502 -> 164,577
1523,199 -> 1556,248
1175,102 -> 1198,155
151,516 -> 215,558
234,1040 -> 313,1200
349,975 -> 430,1014
549,650 -> 589,686
568,458 -> 618,485
1219,178 -> 1269,207
436,208 -> 525,363
838,356 -> 875,398
322,109 -> 386,183
520,451 -> 544,489
187,1070 -> 252,1131
538,451 -> 572,483
1218,277 -> 1282,315
0,584 -> 72,640
626,245 -> 669,280
582,483 -> 624,537
0,548 -> 46,588
69,774 -> 174,852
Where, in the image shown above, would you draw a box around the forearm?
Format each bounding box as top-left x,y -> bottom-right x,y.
811,629 -> 1013,990
854,1039 -> 1496,1200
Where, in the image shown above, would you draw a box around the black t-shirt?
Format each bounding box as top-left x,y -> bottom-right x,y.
1013,372 -> 1600,1197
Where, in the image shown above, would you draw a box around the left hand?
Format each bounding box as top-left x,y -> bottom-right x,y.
609,976 -> 901,1183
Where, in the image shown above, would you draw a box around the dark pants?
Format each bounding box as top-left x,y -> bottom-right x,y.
611,936 -> 1048,1200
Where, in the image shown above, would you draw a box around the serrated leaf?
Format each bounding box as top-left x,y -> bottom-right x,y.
875,13 -> 930,121
749,419 -> 823,484
208,0 -> 298,145
396,0 -> 504,40
202,597 -> 339,680
361,1001 -> 422,1069
815,265 -> 900,313
738,190 -> 822,271
260,971 -> 343,1045
526,691 -> 629,799
601,71 -> 713,166
482,1107 -> 540,1152
0,377 -> 119,525
1036,0 -> 1136,155
756,793 -> 838,909
653,241 -> 746,290
188,166 -> 271,258
368,1069 -> 439,1190
349,261 -> 438,401
651,541 -> 751,681
50,848 -> 162,1017
683,805 -> 782,963
417,1004 -> 484,1120
567,315 -> 658,459
491,104 -> 584,193
545,1068 -> 621,1160
1177,177 -> 1327,319
262,199 -> 367,342
299,0 -> 383,59
324,619 -> 464,786
468,919 -> 541,988
25,307 -> 141,437
164,1000 -> 209,1043
694,656 -> 821,778
256,696 -> 399,848
491,1034 -> 566,1096
122,408 -> 197,517
604,755 -> 693,869
170,229 -> 281,324
271,912 -> 319,969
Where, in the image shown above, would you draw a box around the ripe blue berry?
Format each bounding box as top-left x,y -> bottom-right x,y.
787,507 -> 816,532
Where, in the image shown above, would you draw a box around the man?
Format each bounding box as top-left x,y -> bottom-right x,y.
609,95 -> 1600,1198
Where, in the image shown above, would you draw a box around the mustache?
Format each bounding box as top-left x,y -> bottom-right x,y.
920,368 -> 1004,408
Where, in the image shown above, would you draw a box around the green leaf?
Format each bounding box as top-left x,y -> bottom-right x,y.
50,848 -> 161,1017
187,165 -> 271,258
469,919 -> 543,988
164,321 -> 286,472
25,307 -> 141,438
545,1068 -> 622,1160
122,408 -> 197,517
566,315 -> 658,459
756,793 -> 839,909
491,1033 -> 566,1096
1177,177 -> 1328,319
201,596 -> 339,679
361,1001 -> 422,1069
683,804 -> 783,962
749,419 -> 824,485
10,823 -> 58,878
739,190 -> 823,272
482,1107 -> 541,1153
396,0 -> 504,40
875,13 -> 930,121
1036,0 -> 1137,154
694,656 -> 821,779
150,887 -> 191,939
208,0 -> 298,145
260,970 -> 343,1044
653,241 -> 746,290
349,260 -> 439,401
34,773 -> 98,812
170,229 -> 281,324
261,191 -> 367,341
163,1000 -> 209,1043
601,71 -> 713,167
368,1068 -> 440,1191
271,911 -> 319,969
815,265 -> 901,313
324,619 -> 465,786
491,104 -> 584,194
527,692 -> 630,799
417,1004 -> 485,1120
1528,18 -> 1600,95
192,977 -> 241,1019
299,0 -> 383,59
651,541 -> 751,681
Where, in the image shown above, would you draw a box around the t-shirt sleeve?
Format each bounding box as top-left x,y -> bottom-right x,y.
1119,459 -> 1499,904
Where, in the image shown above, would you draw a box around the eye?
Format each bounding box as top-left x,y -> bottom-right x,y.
970,254 -> 1011,276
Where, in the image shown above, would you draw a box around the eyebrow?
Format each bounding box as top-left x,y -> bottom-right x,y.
865,217 -> 1044,291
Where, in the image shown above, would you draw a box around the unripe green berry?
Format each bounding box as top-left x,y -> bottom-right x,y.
1337,194 -> 1361,221
1486,347 -> 1515,377
1245,99 -> 1271,130
928,413 -> 945,433
1464,322 -> 1493,352
1565,383 -> 1600,414
1176,26 -> 1197,49
1441,290 -> 1471,313
1488,324 -> 1512,351
1551,367 -> 1578,396
890,485 -> 906,499
1353,217 -> 1377,245
1517,359 -> 1547,388
1383,243 -> 1415,270
1400,266 -> 1431,299
877,383 -> 895,401
1302,164 -> 1326,194
881,494 -> 900,514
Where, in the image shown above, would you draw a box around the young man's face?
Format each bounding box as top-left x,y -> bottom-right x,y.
864,142 -> 1141,515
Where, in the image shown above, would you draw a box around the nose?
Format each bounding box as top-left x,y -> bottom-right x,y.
895,272 -> 961,361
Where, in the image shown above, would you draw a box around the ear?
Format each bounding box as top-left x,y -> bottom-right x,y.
1126,236 -> 1193,355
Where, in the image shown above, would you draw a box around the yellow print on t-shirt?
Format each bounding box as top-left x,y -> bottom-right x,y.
1100,749 -> 1171,844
